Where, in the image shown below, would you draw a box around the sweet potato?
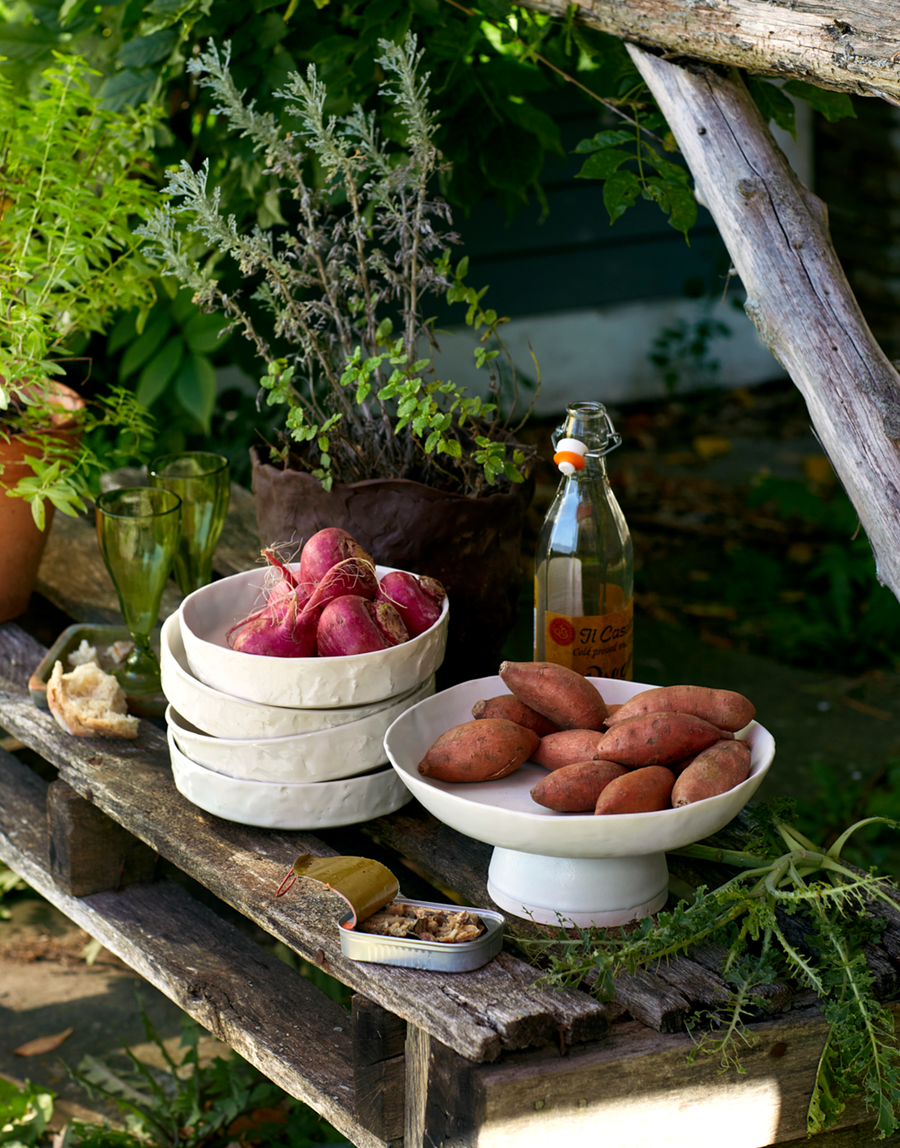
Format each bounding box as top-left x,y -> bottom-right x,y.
532,729 -> 608,771
606,685 -> 755,733
672,739 -> 752,806
595,766 -> 675,815
531,760 -> 630,812
596,712 -> 733,768
498,661 -> 608,730
472,694 -> 561,738
417,719 -> 539,783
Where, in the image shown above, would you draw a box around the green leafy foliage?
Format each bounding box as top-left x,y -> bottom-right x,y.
0,1009 -> 346,1148
649,313 -> 733,392
0,53 -> 162,522
520,806 -> 900,1138
717,476 -> 900,674
0,55 -> 161,402
109,278 -> 230,438
137,33 -> 536,496
575,116 -> 696,237
0,1077 -> 54,1148
1,1 -> 860,245
0,862 -> 27,920
68,1011 -> 345,1148
2,388 -> 156,530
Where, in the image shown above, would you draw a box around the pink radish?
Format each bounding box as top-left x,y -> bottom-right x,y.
226,548 -> 316,656
299,527 -> 373,589
376,571 -> 445,637
299,556 -> 377,622
230,600 -> 320,657
317,595 -> 409,656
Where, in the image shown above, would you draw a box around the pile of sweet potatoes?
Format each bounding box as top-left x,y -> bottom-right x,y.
416,661 -> 757,815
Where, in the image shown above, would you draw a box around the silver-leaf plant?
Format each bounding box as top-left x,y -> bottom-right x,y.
136,32 -> 536,495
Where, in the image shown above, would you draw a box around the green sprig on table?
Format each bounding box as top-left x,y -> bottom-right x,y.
520,802 -> 900,1139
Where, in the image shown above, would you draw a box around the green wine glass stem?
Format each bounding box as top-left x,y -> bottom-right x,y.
95,486 -> 182,698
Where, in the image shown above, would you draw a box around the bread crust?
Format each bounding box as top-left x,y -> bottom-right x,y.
46,660 -> 140,740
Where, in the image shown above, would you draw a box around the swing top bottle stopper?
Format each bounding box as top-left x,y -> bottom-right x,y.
553,438 -> 588,475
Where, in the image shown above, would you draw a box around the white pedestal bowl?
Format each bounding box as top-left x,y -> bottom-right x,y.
384,675 -> 776,927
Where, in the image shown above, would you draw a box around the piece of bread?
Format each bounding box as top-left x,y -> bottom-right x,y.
46,660 -> 140,740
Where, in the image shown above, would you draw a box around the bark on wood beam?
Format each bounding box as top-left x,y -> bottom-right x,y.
626,45 -> 900,599
518,1 -> 900,104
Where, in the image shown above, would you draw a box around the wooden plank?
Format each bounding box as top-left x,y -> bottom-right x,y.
0,746 -> 391,1148
780,1122 -> 900,1146
352,996 -> 407,1142
461,1009 -> 900,1148
362,809 -> 736,1034
47,779 -> 159,895
403,1025 -> 431,1148
517,0 -> 900,103
0,629 -> 609,1064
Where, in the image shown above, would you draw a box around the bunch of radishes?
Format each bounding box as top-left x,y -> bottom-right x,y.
226,528 -> 446,658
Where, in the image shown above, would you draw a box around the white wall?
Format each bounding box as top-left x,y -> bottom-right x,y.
428,295 -> 785,415
424,88 -> 812,416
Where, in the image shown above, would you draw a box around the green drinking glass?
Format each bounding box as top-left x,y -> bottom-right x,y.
95,486 -> 182,700
148,452 -> 230,596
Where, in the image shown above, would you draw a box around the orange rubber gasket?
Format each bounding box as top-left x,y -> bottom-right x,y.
553,450 -> 586,470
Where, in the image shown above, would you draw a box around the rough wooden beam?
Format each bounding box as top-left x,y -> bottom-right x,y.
624,45 -> 900,602
47,779 -> 159,896
518,1 -> 900,103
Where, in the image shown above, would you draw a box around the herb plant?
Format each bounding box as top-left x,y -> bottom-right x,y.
0,54 -> 161,526
136,32 -> 535,497
0,1010 -> 345,1148
0,1076 -> 54,1147
70,1010 -> 345,1148
521,803 -> 900,1138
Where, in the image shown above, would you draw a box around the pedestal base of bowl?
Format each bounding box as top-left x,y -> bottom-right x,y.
487,847 -> 670,927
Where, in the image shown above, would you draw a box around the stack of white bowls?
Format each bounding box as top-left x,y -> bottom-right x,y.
160,564 -> 448,829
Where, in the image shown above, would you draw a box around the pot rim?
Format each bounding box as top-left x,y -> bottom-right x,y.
250,443 -> 536,503
2,380 -> 86,437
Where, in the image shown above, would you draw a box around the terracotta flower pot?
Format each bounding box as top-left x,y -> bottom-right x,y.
0,383 -> 85,623
251,446 -> 535,688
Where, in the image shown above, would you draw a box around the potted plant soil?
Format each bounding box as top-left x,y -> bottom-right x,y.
137,34 -> 538,683
0,56 -> 160,621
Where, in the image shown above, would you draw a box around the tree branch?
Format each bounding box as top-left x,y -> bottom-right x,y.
518,0 -> 900,102
625,43 -> 900,599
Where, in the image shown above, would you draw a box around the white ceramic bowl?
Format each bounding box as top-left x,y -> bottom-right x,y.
384,675 -> 776,860
160,613 -> 426,739
165,671 -> 435,784
179,564 -> 449,709
167,728 -> 412,829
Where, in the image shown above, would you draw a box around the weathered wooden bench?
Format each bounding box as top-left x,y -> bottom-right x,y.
0,486 -> 897,1147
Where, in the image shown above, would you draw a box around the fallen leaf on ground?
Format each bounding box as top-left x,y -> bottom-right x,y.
693,434 -> 732,461
13,1028 -> 74,1056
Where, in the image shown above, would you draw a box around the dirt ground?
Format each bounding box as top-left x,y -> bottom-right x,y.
0,890 -> 207,1126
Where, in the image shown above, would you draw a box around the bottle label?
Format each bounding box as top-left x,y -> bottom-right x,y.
540,599 -> 634,680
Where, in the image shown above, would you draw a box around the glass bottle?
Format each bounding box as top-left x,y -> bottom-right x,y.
534,401 -> 634,679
